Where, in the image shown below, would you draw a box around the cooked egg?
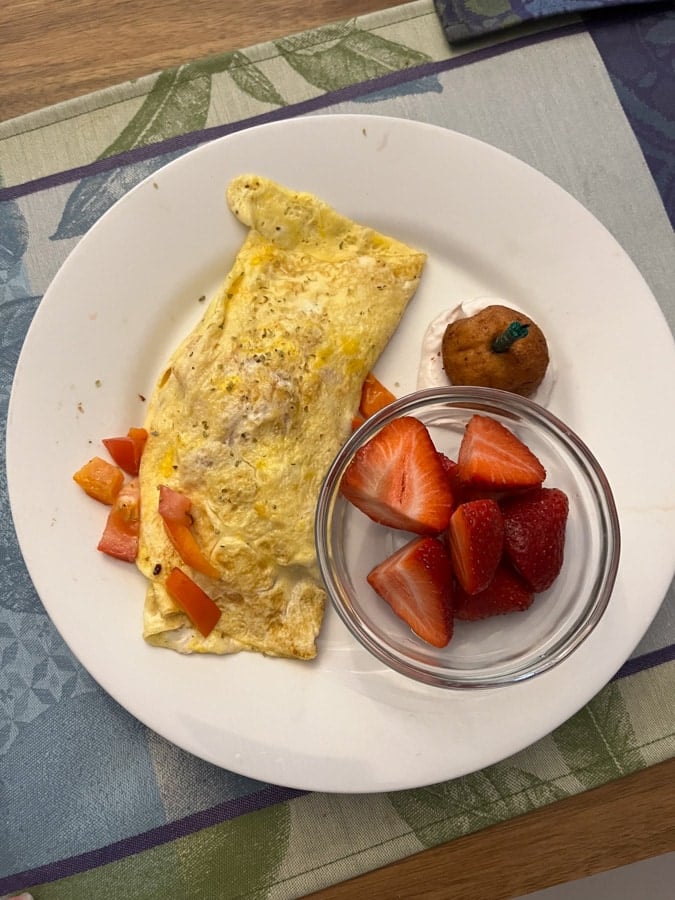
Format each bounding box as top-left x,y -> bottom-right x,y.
137,175 -> 426,659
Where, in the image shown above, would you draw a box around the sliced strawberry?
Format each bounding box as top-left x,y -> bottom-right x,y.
439,451 -> 478,510
457,415 -> 546,492
438,453 -> 504,506
340,417 -> 454,534
448,499 -> 504,594
454,564 -> 534,620
437,452 -> 457,479
501,487 -> 569,591
367,536 -> 454,647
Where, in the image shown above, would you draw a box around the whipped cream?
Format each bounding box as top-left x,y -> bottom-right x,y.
417,297 -> 556,406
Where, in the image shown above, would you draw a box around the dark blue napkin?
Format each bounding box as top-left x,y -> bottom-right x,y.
434,0 -> 658,42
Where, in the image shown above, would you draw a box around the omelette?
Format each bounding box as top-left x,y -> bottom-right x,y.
137,174 -> 426,659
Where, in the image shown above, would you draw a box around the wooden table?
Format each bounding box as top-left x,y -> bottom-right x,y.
0,0 -> 390,120
2,2 -> 674,896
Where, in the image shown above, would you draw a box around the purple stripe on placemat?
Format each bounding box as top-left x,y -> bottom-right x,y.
586,3 -> 675,228
2,654 -> 672,895
613,642 -> 675,679
0,21 -> 586,204
0,784 -> 306,896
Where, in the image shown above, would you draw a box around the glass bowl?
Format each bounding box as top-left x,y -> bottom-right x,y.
315,386 -> 620,688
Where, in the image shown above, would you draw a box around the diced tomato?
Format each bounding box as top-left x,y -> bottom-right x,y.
73,456 -> 124,505
103,437 -> 137,475
97,479 -> 140,562
102,427 -> 148,476
158,485 -> 219,578
359,372 -> 396,419
165,567 -> 221,637
158,483 -> 192,525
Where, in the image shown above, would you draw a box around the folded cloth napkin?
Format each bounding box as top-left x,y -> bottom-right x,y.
434,0 -> 659,42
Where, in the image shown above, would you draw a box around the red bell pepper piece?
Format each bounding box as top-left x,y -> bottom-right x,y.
165,567 -> 221,637
359,372 -> 396,419
158,485 -> 219,578
103,427 -> 148,476
97,479 -> 140,562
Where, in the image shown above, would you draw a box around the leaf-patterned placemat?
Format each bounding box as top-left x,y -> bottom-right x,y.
1,2 -> 674,898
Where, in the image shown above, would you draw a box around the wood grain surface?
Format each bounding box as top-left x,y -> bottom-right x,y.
306,758 -> 675,898
0,0 -> 390,120
2,1 -> 674,896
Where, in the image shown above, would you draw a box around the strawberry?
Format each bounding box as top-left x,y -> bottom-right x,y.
448,499 -> 504,594
457,415 -> 546,492
340,417 -> 454,534
437,452 -> 466,501
438,452 -> 458,483
501,487 -> 569,591
367,536 -> 454,647
454,564 -> 534,620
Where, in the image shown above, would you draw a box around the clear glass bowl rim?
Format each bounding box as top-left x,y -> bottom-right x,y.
315,385 -> 621,689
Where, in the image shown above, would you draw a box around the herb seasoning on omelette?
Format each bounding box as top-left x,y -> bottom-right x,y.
137,175 -> 426,659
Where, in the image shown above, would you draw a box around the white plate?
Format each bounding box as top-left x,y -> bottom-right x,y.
7,115 -> 675,792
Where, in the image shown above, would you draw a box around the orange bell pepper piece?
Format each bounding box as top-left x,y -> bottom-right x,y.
103,427 -> 148,476
158,485 -> 219,578
166,567 -> 221,637
359,372 -> 396,419
97,479 -> 140,562
73,456 -> 124,505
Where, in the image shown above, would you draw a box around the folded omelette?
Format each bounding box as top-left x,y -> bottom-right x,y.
137,174 -> 426,659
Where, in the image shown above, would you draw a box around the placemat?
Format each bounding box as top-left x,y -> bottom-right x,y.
1,2 -> 674,897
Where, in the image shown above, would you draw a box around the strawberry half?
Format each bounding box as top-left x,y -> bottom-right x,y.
457,415 -> 546,492
501,487 -> 569,592
454,564 -> 534,620
367,536 -> 454,647
448,499 -> 504,595
340,417 -> 454,534
437,452 -> 464,500
438,452 -> 458,483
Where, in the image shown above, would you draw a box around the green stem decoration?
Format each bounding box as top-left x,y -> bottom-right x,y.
492,321 -> 529,353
